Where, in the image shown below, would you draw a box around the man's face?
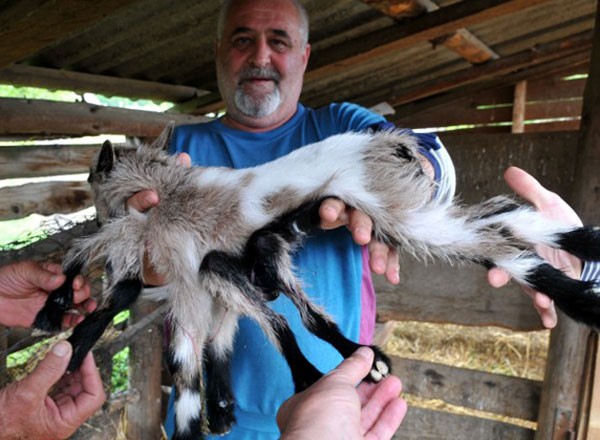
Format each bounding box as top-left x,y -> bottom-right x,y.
216,0 -> 311,130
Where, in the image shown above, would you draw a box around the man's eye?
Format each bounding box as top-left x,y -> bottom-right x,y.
270,40 -> 289,52
232,37 -> 252,50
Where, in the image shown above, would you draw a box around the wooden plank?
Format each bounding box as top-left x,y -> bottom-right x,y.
0,64 -> 209,104
0,144 -> 98,179
0,0 -> 141,69
126,300 -> 164,440
512,81 -> 527,133
535,4 -> 600,439
361,0 -> 426,19
392,356 -> 542,421
0,220 -> 98,267
383,31 -> 593,108
361,1 -> 498,64
0,98 -> 207,138
585,337 -> 600,439
522,120 -> 580,132
526,75 -> 587,102
395,406 -> 534,439
434,28 -> 499,65
397,87 -> 514,129
306,0 -> 552,82
524,100 -> 583,120
0,181 -> 92,221
391,51 -> 590,125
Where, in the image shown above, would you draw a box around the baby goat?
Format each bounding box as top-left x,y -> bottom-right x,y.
35,124 -> 600,440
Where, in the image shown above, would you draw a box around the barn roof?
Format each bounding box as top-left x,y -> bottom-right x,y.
0,0 -> 595,120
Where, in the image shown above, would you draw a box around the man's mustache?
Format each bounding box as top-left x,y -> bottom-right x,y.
238,67 -> 281,83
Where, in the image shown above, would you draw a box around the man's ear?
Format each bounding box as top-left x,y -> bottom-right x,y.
96,140 -> 115,173
150,122 -> 175,151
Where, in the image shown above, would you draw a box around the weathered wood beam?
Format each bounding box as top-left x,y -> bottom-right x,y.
376,31 -> 592,109
0,144 -> 98,179
0,98 -> 208,138
393,356 -> 542,421
396,406 -> 534,439
512,80 -> 527,133
0,219 -> 98,266
0,181 -> 92,221
0,64 -> 209,103
535,4 -> 600,440
362,0 -> 498,64
305,0 -> 551,83
0,0 -> 141,69
393,52 -> 590,124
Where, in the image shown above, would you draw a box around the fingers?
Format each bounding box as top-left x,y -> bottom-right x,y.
360,375 -> 406,440
20,261 -> 65,292
529,290 -> 557,329
369,242 -> 400,284
70,353 -> 106,413
319,198 -> 349,229
327,346 -> 375,385
487,267 -> 511,288
127,190 -> 159,212
176,152 -> 192,167
22,341 -> 72,397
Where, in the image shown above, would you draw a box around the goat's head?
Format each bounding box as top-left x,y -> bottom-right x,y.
88,122 -> 176,225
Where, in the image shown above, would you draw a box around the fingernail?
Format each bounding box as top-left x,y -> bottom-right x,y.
356,346 -> 373,360
52,341 -> 71,357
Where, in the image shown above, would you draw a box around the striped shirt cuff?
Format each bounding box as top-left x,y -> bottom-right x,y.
581,261 -> 600,282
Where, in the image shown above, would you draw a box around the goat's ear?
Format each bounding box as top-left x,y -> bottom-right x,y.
150,122 -> 175,151
96,140 -> 115,173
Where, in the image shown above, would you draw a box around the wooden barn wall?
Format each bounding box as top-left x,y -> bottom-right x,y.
396,64 -> 587,133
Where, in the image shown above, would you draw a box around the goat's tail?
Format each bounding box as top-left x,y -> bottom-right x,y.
380,195 -> 600,327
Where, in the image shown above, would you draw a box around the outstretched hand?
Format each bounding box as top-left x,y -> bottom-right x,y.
320,199 -> 400,284
277,347 -> 407,440
0,261 -> 95,329
487,166 -> 583,329
0,341 -> 106,440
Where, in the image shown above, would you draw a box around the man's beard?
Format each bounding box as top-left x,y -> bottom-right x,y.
234,67 -> 281,117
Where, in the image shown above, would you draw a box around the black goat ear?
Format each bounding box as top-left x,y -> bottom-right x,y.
150,121 -> 175,151
97,140 -> 115,173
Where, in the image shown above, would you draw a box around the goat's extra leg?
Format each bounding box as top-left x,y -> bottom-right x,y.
67,278 -> 142,371
247,225 -> 392,382
201,250 -> 323,393
33,260 -> 84,332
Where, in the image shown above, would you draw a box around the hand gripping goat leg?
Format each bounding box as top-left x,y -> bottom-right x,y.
34,124 -> 600,439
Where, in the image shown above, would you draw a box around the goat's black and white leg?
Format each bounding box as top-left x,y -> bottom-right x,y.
201,250 -> 323,393
460,198 -> 600,327
167,322 -> 207,440
246,213 -> 392,383
204,310 -> 238,435
33,260 -> 84,333
67,278 -> 142,371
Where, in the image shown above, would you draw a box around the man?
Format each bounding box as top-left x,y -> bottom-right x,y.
127,0 -> 591,437
0,260 -> 106,440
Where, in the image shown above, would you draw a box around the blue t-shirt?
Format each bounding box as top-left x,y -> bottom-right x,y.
164,102 -> 451,439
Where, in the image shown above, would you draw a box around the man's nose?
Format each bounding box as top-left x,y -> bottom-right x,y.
249,38 -> 271,67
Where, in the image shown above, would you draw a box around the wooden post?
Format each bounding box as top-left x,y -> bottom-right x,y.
0,326 -> 7,385
512,80 -> 527,133
535,3 -> 600,439
126,300 -> 164,440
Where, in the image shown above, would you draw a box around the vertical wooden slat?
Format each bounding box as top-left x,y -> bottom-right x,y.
126,300 -> 164,440
0,326 -> 7,382
512,80 -> 527,133
536,3 -> 600,439
584,336 -> 600,439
